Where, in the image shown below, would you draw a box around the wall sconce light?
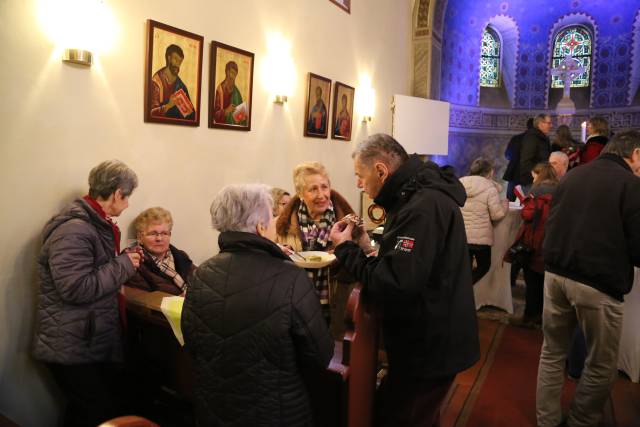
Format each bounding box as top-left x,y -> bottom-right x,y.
63,48 -> 93,66
357,75 -> 375,124
38,0 -> 118,68
274,95 -> 288,104
262,33 -> 296,106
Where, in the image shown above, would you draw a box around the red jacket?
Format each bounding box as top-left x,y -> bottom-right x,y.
507,185 -> 555,272
579,135 -> 608,164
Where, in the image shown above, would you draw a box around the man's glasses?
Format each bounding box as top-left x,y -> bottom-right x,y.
145,231 -> 171,238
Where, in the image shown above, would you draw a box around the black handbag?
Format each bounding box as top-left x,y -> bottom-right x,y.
506,240 -> 533,265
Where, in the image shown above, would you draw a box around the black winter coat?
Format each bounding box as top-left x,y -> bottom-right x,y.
182,232 -> 334,426
519,127 -> 551,185
335,156 -> 480,380
502,130 -> 526,182
34,198 -> 135,364
544,154 -> 640,301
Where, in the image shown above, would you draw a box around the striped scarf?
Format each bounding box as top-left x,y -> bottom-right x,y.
297,201 -> 335,324
151,250 -> 186,291
297,201 -> 336,250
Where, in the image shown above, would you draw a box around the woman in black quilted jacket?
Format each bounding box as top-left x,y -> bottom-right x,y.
182,184 -> 334,426
34,160 -> 140,426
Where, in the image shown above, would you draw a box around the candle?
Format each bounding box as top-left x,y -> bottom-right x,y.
581,121 -> 587,143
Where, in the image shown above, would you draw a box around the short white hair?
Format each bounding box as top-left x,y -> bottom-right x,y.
549,151 -> 569,165
210,184 -> 273,233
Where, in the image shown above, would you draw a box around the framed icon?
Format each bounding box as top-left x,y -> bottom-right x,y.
329,0 -> 350,13
304,73 -> 332,138
209,41 -> 255,131
144,20 -> 203,126
331,81 -> 355,141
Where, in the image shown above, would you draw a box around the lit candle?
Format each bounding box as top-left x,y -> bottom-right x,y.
581,121 -> 587,143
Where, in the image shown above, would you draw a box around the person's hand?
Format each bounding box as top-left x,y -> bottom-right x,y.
277,243 -> 294,256
126,252 -> 141,269
355,224 -> 375,253
165,96 -> 176,111
224,104 -> 236,115
330,220 -> 354,248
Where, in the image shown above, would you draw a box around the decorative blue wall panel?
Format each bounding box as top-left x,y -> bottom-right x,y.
440,0 -> 640,109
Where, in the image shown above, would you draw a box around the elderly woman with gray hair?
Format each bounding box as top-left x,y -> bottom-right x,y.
276,161 -> 358,325
33,160 -> 140,426
126,207 -> 195,295
182,184 -> 333,427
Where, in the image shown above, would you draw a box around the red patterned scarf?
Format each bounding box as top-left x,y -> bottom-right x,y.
82,195 -> 121,254
83,195 -> 127,330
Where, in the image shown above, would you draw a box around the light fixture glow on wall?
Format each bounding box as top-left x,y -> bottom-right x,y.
357,74 -> 375,123
262,33 -> 296,104
38,0 -> 119,66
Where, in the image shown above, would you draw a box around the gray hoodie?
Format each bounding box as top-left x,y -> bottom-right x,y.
33,198 -> 135,364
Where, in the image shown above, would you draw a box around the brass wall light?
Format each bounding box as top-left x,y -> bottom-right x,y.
63,48 -> 93,66
274,95 -> 288,104
263,33 -> 295,106
38,0 -> 118,69
357,75 -> 375,124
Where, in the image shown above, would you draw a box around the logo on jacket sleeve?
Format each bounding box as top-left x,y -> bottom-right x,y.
394,236 -> 415,253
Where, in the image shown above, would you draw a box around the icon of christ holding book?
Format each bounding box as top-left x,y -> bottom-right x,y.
150,44 -> 195,120
213,61 -> 248,126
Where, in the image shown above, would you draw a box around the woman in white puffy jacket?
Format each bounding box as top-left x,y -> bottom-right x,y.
459,158 -> 508,284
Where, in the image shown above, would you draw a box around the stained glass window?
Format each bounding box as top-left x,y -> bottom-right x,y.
551,26 -> 592,88
480,28 -> 501,87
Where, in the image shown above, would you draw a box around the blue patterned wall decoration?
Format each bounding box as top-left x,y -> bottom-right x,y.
440,0 -> 640,109
433,0 -> 449,35
628,10 -> 640,104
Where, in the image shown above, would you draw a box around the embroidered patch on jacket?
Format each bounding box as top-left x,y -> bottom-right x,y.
394,236 -> 415,253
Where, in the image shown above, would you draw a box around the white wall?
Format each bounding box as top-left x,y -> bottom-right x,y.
0,0 -> 411,425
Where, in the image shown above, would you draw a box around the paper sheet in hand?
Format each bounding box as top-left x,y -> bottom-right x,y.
160,296 -> 185,346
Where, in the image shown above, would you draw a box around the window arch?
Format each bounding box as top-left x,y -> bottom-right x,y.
551,25 -> 592,88
480,27 -> 501,87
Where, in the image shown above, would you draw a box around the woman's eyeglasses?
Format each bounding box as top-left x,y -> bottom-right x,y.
145,231 -> 171,238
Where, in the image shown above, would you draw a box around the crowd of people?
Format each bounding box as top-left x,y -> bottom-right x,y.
468,116 -> 640,427
32,124 -> 640,426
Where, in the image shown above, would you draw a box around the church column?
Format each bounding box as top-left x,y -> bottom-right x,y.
412,0 -> 442,100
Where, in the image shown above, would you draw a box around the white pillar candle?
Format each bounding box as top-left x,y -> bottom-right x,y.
581,121 -> 587,143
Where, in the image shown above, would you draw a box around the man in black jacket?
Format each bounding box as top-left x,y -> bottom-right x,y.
536,131 -> 640,427
503,117 -> 533,201
330,134 -> 479,427
519,113 -> 552,190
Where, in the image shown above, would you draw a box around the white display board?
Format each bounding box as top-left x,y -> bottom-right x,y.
392,95 -> 450,155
